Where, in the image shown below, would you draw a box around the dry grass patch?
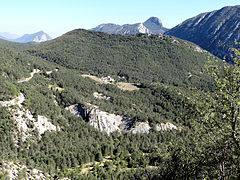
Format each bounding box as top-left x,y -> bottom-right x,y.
82,74 -> 139,91
117,82 -> 139,91
82,74 -> 104,83
81,156 -> 112,174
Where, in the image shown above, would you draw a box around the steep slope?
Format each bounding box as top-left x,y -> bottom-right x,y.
92,17 -> 168,34
165,5 -> 240,60
12,31 -> 52,43
115,23 -> 150,34
27,29 -> 212,89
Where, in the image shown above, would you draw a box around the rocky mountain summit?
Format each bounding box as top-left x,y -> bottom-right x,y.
165,5 -> 240,60
0,31 -> 52,43
13,31 -> 52,43
143,17 -> 168,34
92,17 -> 168,34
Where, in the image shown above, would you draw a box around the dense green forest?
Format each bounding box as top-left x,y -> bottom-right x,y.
0,30 -> 239,179
27,29 -> 214,89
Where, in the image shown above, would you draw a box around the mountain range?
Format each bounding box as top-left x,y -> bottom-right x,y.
2,5 -> 240,58
92,5 -> 240,60
92,17 -> 168,34
0,31 -> 52,43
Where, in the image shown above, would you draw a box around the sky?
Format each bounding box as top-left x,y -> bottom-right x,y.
0,0 -> 239,38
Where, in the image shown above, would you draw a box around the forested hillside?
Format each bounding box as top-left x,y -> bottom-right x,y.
0,29 -> 239,179
27,29 -> 213,89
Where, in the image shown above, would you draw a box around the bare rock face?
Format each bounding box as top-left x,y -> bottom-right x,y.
66,104 -> 134,135
11,31 -> 52,43
92,17 -> 168,35
66,104 -> 178,135
131,122 -> 151,134
165,5 -> 240,60
143,17 -> 168,34
0,93 -> 58,142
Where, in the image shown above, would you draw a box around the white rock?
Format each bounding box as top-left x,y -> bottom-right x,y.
33,34 -> 48,43
66,104 -> 132,135
89,108 -> 123,135
93,92 -> 111,100
66,104 -> 178,135
0,93 -> 25,107
131,122 -> 151,134
156,122 -> 177,131
35,115 -> 57,135
0,161 -> 50,180
0,92 -> 57,142
137,23 -> 150,34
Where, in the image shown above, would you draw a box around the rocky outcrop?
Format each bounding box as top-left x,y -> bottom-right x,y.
143,17 -> 168,34
156,122 -> 177,131
0,93 -> 25,107
0,93 -> 58,142
34,115 -> 57,135
66,104 -> 133,135
0,160 -> 70,180
93,92 -> 111,100
66,104 -> 177,135
131,122 -> 151,134
165,5 -> 240,60
0,161 -> 50,180
11,31 -> 52,43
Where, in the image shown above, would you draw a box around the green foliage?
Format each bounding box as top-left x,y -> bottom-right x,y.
193,46 -> 240,178
0,77 -> 18,100
0,107 -> 14,139
28,29 -> 212,89
0,30 -> 239,179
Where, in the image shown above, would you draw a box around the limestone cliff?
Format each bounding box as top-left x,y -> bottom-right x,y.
66,104 -> 177,135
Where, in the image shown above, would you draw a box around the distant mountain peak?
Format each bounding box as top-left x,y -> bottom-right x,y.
144,17 -> 163,26
12,31 -> 52,43
143,17 -> 167,34
92,17 -> 168,35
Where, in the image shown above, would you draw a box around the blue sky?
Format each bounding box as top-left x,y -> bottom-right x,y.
0,0 -> 239,38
